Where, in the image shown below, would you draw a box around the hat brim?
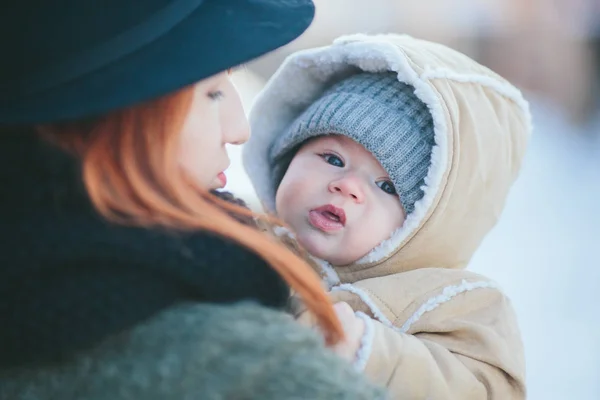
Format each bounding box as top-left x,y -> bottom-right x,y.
4,0 -> 315,124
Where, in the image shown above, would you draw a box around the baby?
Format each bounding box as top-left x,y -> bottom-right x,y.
244,34 -> 531,399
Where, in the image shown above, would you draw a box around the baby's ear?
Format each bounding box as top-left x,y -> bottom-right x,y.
328,290 -> 373,316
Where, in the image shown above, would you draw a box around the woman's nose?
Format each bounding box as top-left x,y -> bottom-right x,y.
227,117 -> 250,145
222,87 -> 251,145
328,176 -> 365,203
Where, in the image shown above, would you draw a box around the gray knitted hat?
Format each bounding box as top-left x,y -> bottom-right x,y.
269,71 -> 435,214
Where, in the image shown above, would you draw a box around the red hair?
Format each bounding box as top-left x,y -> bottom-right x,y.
37,85 -> 343,345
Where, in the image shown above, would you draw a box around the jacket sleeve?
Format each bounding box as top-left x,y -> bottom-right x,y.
333,282 -> 525,399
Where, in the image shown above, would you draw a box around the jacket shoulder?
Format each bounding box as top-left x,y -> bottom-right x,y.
0,302 -> 385,400
333,268 -> 508,331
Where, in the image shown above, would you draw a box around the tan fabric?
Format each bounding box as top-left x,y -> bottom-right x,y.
245,33 -> 531,399
329,269 -> 525,399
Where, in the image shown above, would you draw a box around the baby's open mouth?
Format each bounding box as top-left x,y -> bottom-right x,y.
308,204 -> 346,232
322,210 -> 341,222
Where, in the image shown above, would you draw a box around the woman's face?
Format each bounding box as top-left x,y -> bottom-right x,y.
179,72 -> 249,190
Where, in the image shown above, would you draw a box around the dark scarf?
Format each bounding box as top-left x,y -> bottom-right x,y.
0,130 -> 289,368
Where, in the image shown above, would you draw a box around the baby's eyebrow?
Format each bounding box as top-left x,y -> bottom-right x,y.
328,134 -> 345,143
309,136 -> 340,149
318,134 -> 347,148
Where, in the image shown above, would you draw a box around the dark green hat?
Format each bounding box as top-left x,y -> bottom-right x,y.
0,0 -> 315,124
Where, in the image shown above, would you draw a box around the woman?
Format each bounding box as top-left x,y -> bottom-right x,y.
0,0 -> 385,398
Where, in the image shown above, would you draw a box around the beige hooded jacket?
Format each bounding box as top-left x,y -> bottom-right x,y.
243,34 -> 532,399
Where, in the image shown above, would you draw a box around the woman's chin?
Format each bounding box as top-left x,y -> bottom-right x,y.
208,176 -> 226,190
209,182 -> 224,190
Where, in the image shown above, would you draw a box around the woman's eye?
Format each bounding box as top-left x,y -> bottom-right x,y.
377,180 -> 397,195
207,90 -> 224,101
320,153 -> 344,167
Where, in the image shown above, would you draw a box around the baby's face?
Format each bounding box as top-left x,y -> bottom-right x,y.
276,135 -> 406,265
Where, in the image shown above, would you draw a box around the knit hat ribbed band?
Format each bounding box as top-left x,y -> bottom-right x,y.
270,72 -> 435,214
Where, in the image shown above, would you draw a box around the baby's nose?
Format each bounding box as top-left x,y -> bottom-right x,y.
328,176 -> 365,203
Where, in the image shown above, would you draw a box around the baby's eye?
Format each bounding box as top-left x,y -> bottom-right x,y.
377,180 -> 397,195
320,153 -> 344,168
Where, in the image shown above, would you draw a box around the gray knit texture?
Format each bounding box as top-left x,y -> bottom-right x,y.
270,72 -> 435,214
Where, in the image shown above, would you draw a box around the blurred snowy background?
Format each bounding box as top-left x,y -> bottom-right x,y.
226,1 -> 600,398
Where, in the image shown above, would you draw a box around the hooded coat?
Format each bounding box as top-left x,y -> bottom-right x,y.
244,33 -> 532,399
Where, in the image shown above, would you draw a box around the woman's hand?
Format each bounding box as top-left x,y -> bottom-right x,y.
297,301 -> 365,363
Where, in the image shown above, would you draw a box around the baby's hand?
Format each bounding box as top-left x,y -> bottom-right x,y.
330,302 -> 366,362
296,300 -> 365,362
296,301 -> 366,362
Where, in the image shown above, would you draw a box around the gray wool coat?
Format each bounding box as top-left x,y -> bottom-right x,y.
0,302 -> 387,400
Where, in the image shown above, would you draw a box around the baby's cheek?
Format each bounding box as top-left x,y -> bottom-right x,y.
343,232 -> 377,263
277,175 -> 313,211
275,192 -> 308,240
295,230 -> 331,261
343,218 -> 394,262
274,180 -> 294,214
276,188 -> 297,219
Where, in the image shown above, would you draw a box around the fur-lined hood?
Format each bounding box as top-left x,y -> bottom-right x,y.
243,34 -> 532,283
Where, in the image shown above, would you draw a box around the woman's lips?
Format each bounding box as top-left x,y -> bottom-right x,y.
217,172 -> 227,187
308,204 -> 346,232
